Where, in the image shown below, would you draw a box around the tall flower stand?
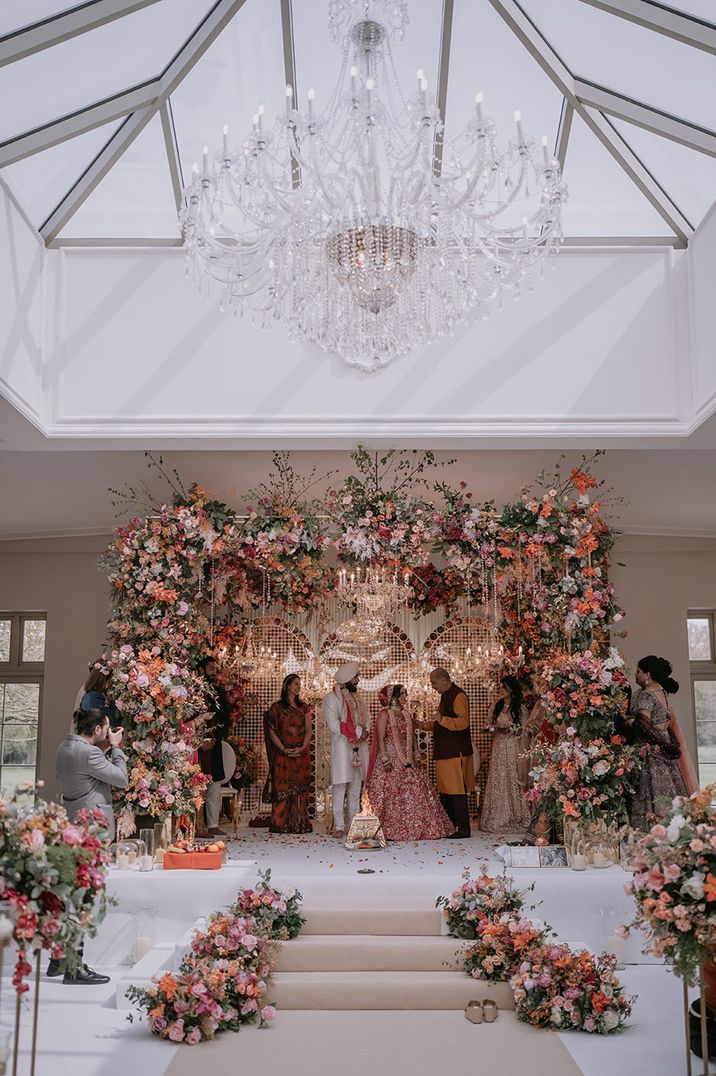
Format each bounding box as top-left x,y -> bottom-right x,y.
682,966 -> 716,1075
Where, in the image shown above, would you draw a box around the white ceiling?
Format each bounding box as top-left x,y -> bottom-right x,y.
0,0 -> 715,243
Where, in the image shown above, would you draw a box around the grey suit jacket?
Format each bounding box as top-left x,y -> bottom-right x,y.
55,734 -> 128,841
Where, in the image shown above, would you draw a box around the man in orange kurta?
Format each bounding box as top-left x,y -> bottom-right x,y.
422,668 -> 475,839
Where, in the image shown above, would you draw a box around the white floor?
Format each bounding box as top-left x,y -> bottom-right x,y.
2,827 -> 702,1076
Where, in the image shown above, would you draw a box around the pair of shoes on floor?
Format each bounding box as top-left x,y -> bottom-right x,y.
47,960 -> 110,985
446,830 -> 471,840
207,827 -> 227,837
465,999 -> 498,1024
333,830 -> 344,839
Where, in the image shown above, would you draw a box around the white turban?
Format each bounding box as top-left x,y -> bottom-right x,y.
334,661 -> 360,685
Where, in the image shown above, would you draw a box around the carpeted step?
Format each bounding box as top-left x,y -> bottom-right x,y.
271,970 -> 515,1011
276,934 -> 465,972
302,901 -> 441,936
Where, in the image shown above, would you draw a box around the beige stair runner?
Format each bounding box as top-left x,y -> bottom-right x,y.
272,897 -> 514,1011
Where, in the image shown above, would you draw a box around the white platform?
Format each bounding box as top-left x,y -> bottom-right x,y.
5,827 -> 689,1076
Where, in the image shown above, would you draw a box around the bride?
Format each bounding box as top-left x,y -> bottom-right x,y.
365,684 -> 454,841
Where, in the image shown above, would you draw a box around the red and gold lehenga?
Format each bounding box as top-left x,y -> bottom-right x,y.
263,701 -> 312,834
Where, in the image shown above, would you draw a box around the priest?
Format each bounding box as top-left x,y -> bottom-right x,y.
322,662 -> 370,839
418,667 -> 475,839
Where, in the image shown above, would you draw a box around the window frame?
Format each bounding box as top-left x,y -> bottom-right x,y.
0,612 -> 46,795
688,610 -> 716,786
687,611 -> 715,664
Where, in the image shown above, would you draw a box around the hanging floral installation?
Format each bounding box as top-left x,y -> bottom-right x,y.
98,448 -> 630,833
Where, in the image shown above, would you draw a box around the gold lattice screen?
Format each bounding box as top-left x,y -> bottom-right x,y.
237,612 -> 500,825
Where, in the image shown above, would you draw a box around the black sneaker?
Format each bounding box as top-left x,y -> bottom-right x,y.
46,959 -> 64,978
63,964 -> 111,985
446,830 -> 471,840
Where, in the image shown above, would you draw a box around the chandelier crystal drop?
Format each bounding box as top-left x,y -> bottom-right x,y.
181,0 -> 567,371
337,565 -> 413,623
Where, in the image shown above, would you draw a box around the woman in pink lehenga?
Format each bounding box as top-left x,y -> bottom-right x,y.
365,684 -> 454,841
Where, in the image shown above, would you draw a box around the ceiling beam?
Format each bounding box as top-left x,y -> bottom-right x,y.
433,0 -> 455,177
578,0 -> 716,56
280,0 -> 301,189
49,235 -> 682,250
160,101 -> 184,213
0,82 -> 158,166
555,98 -> 574,169
0,0 -> 162,67
40,0 -> 249,243
575,79 -> 716,157
486,0 -> 692,244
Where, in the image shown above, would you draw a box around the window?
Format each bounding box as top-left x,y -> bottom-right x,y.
688,613 -> 716,786
0,613 -> 45,798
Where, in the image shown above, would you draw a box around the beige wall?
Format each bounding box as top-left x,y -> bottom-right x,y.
612,534 -> 716,765
0,536 -> 112,798
1,532 -> 714,792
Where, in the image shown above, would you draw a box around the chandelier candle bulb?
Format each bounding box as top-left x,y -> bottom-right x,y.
514,110 -> 524,143
202,145 -> 208,177
308,88 -> 315,122
222,124 -> 229,158
475,91 -> 484,124
541,134 -> 550,168
285,84 -> 293,117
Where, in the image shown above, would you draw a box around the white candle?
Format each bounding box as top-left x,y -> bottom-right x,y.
127,849 -> 137,864
117,853 -> 130,870
606,935 -> 624,962
571,853 -> 586,871
134,936 -> 152,961
140,855 -> 154,872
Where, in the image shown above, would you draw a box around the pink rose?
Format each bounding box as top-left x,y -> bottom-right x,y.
185,1027 -> 202,1045
663,863 -> 681,882
650,825 -> 667,839
261,1005 -> 276,1022
167,1021 -> 185,1042
150,1016 -> 168,1034
242,934 -> 259,950
62,826 -> 84,846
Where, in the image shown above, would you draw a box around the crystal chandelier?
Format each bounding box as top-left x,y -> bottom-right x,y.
337,565 -> 412,623
299,654 -> 334,704
334,614 -> 387,645
451,638 -> 525,682
181,0 -> 567,373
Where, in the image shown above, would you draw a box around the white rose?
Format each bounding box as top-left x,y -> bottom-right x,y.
667,814 -> 688,842
681,872 -> 706,900
603,1010 -> 619,1031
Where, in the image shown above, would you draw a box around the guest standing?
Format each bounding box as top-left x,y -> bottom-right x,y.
198,655 -> 232,837
365,684 -> 453,841
480,676 -> 530,833
80,660 -> 120,728
627,655 -> 695,829
322,662 -> 370,839
52,708 -> 127,985
263,674 -> 313,834
418,668 -> 475,839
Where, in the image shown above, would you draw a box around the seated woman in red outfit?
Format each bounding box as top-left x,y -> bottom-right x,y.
263,674 -> 313,834
365,684 -> 453,842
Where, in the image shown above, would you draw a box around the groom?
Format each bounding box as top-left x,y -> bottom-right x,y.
322,662 -> 370,839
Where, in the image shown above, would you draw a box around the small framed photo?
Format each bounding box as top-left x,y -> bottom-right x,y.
509,846 -> 541,868
538,845 -> 568,868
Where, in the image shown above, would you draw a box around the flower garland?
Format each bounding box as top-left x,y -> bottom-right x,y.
440,868 -> 633,1035
436,867 -> 528,939
511,945 -> 633,1032
622,786 -> 716,985
528,649 -> 639,826
128,875 -> 304,1044
229,869 -> 305,940
0,798 -> 111,992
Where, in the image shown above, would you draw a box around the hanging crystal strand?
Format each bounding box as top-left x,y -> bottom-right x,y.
209,561 -> 215,646
516,540 -> 522,622
492,546 -> 498,636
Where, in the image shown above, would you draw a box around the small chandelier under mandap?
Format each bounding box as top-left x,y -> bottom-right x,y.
181,0 -> 567,373
337,565 -> 413,623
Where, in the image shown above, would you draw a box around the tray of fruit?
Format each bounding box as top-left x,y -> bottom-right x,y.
163,839 -> 226,870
